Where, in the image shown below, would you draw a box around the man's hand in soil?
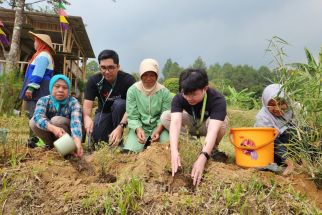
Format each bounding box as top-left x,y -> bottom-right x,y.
191,154 -> 207,186
171,150 -> 181,176
109,125 -> 123,146
83,115 -> 93,134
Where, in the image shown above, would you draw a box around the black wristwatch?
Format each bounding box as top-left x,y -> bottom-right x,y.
118,122 -> 127,128
200,151 -> 210,160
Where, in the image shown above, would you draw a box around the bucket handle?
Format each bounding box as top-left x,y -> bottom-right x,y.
229,128 -> 278,150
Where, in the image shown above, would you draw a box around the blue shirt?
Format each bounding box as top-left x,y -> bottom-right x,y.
33,95 -> 83,139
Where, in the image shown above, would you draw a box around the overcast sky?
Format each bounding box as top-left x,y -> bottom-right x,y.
67,0 -> 322,73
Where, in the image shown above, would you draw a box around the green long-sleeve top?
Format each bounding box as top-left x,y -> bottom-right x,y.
126,84 -> 172,134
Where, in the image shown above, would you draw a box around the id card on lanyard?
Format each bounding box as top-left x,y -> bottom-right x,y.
99,77 -> 117,104
191,93 -> 207,138
97,77 -> 117,127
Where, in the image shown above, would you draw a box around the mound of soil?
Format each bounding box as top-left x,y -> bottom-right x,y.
1,143 -> 321,214
106,143 -> 170,180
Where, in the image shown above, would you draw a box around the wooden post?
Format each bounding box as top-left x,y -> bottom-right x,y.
63,56 -> 66,75
5,0 -> 25,73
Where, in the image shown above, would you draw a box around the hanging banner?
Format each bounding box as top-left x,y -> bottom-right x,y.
58,1 -> 69,30
0,22 -> 10,46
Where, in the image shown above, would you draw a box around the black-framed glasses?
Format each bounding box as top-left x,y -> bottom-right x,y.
100,65 -> 118,72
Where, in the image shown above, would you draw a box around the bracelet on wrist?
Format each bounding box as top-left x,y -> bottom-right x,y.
119,122 -> 127,128
200,151 -> 210,160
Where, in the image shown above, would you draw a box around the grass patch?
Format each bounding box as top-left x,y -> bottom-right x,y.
80,177 -> 144,214
0,108 -> 321,214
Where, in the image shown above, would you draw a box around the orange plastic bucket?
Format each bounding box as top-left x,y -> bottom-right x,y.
229,127 -> 278,168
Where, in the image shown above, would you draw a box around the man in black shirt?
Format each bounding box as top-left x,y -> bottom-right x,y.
161,69 -> 228,186
83,50 -> 135,145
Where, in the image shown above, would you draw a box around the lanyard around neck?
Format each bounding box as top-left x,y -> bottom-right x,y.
99,76 -> 117,103
191,92 -> 207,128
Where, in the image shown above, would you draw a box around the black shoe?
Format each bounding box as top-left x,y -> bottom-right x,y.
211,150 -> 228,163
120,149 -> 131,154
27,137 -> 39,148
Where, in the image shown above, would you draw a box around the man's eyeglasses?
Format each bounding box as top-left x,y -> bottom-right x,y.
100,65 -> 118,72
181,89 -> 205,99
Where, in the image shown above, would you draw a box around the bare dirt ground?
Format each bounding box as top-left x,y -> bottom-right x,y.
0,143 -> 321,214
0,115 -> 320,214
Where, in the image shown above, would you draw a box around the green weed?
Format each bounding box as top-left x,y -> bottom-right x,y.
267,36 -> 322,188
178,130 -> 201,174
0,71 -> 23,114
226,85 -> 259,110
102,177 -> 144,214
93,143 -> 116,177
81,188 -> 102,212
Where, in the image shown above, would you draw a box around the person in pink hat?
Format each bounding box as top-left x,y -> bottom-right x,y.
19,31 -> 55,146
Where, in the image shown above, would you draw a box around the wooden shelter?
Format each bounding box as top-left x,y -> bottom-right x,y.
0,8 -> 95,94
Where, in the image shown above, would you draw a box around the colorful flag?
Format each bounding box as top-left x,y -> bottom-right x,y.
58,9 -> 67,16
0,23 -> 10,46
60,16 -> 69,30
58,2 -> 66,10
58,2 -> 69,30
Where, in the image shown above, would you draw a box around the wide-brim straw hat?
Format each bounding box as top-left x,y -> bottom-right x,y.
28,31 -> 55,54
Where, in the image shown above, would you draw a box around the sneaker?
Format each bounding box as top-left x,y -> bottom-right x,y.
27,137 -> 39,148
13,109 -> 20,116
258,163 -> 283,174
35,138 -> 46,148
211,150 -> 228,163
120,149 -> 131,154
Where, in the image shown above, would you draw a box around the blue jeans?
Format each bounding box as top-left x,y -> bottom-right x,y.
92,99 -> 125,144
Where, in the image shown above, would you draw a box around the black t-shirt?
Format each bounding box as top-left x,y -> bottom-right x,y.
171,88 -> 227,121
84,71 -> 136,113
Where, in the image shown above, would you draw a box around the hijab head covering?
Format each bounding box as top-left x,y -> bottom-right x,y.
139,58 -> 159,77
262,84 -> 285,106
134,58 -> 164,96
49,74 -> 71,111
254,84 -> 293,134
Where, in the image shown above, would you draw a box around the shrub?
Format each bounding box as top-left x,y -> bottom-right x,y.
163,78 -> 179,94
225,85 -> 258,110
0,71 -> 23,114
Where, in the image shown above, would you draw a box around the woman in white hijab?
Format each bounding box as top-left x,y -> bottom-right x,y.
255,84 -> 294,175
123,58 -> 172,153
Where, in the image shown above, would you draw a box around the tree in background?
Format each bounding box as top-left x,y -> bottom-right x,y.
161,56 -> 274,101
4,0 -> 25,72
162,58 -> 183,79
206,62 -> 273,98
2,0 -> 70,12
190,56 -> 207,70
85,60 -> 98,79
